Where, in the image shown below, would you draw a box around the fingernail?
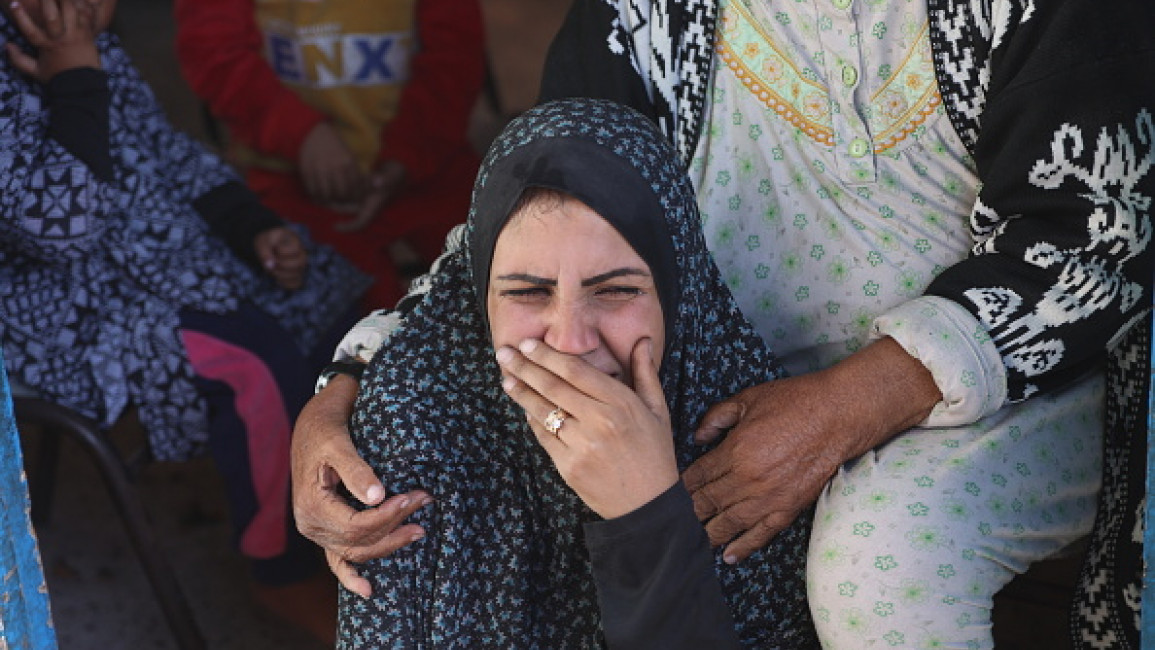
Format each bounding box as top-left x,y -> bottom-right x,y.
410,531 -> 424,542
495,347 -> 513,365
365,484 -> 384,503
501,376 -> 515,392
420,496 -> 432,506
396,496 -> 410,509
518,339 -> 537,354
723,553 -> 738,565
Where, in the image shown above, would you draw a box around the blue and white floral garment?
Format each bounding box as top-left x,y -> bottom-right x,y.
0,16 -> 370,461
341,98 -> 817,649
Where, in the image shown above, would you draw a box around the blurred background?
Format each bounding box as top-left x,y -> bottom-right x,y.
19,0 -> 571,647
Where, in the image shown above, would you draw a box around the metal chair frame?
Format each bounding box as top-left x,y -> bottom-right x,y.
14,397 -> 205,650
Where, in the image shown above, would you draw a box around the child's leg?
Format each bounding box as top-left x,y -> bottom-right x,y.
178,304 -> 317,585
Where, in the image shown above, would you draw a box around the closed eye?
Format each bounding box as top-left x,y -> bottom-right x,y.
499,287 -> 552,302
594,286 -> 645,300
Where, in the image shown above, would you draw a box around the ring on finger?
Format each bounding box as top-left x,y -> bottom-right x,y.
543,407 -> 567,436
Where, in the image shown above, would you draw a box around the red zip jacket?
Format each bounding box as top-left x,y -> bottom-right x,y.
174,0 -> 484,187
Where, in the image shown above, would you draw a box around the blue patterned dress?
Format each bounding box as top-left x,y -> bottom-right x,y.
0,17 -> 370,461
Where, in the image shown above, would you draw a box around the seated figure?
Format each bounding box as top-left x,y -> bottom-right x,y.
0,0 -> 369,640
339,98 -> 818,649
174,0 -> 485,308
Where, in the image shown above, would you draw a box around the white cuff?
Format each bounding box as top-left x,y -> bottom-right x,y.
330,224 -> 467,364
332,309 -> 403,363
871,296 -> 1007,427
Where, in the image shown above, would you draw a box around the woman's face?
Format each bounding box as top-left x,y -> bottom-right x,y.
487,194 -> 665,388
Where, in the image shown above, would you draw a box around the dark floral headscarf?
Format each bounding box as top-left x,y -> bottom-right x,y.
343,98 -> 815,648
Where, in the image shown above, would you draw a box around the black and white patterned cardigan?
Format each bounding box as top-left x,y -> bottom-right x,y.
543,0 -> 1152,404
539,1 -> 1153,647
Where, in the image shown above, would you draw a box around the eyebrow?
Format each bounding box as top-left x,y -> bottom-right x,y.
494,267 -> 651,287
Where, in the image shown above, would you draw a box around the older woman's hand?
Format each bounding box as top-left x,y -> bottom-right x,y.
291,374 -> 432,597
497,337 -> 678,520
683,337 -> 942,564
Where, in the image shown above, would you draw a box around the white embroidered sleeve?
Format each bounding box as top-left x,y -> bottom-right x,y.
871,296 -> 1008,427
333,309 -> 403,363
331,223 -> 468,364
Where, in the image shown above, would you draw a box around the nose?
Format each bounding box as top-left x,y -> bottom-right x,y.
543,300 -> 599,357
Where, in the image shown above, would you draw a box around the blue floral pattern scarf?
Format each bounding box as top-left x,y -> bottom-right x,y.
342,98 -> 815,649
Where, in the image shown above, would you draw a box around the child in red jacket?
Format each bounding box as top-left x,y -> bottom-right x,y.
175,0 -> 485,309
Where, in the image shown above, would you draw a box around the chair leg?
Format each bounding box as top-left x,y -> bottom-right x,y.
15,398 -> 206,650
28,424 -> 60,526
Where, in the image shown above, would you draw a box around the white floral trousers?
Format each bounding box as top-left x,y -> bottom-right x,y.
807,372 -> 1103,650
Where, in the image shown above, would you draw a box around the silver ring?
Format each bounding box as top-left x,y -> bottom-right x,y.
543,408 -> 567,436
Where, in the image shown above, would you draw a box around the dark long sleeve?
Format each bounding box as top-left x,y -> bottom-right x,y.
42,66 -> 280,267
44,67 -> 114,182
538,0 -> 657,125
191,181 -> 282,268
583,483 -> 740,650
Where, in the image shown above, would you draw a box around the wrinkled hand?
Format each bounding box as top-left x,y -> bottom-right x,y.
683,374 -> 851,564
6,0 -> 104,83
335,159 -> 406,232
299,122 -> 366,207
497,338 -> 677,520
254,226 -> 308,290
683,337 -> 941,563
291,374 -> 432,598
